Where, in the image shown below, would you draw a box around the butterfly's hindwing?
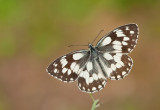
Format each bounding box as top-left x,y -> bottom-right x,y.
96,24 -> 138,53
47,50 -> 89,82
99,52 -> 133,80
109,54 -> 133,80
78,59 -> 107,93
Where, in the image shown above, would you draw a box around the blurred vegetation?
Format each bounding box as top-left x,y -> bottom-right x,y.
0,0 -> 159,59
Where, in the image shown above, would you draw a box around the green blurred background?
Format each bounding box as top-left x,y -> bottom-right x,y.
0,0 -> 160,110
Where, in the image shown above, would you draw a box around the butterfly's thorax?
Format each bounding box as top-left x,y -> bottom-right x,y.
89,44 -> 99,59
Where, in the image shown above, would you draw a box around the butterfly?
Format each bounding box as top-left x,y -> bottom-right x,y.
46,24 -> 139,93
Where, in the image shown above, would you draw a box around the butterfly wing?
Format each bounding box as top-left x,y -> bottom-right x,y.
98,52 -> 133,80
77,57 -> 107,93
96,24 -> 138,53
47,50 -> 90,82
96,24 -> 138,80
109,53 -> 133,80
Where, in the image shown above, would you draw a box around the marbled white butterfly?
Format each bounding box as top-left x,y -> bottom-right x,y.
46,24 -> 139,93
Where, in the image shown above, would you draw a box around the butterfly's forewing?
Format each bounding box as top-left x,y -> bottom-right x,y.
96,24 -> 138,53
78,58 -> 107,93
47,50 -> 89,82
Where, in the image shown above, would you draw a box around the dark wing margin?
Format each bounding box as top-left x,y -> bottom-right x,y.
46,50 -> 89,83
96,24 -> 139,53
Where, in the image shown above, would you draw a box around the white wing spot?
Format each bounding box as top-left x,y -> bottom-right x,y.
132,39 -> 135,42
92,87 -> 96,91
113,29 -> 118,32
103,53 -> 113,60
70,78 -> 74,81
73,64 -> 80,73
116,63 -> 121,68
92,74 -> 98,80
67,69 -> 71,75
111,76 -> 116,80
98,73 -> 104,79
106,68 -> 112,77
101,37 -> 112,46
128,62 -> 131,66
62,68 -> 68,74
113,45 -> 122,50
123,37 -> 130,41
128,48 -> 131,51
89,77 -> 93,83
117,75 -> 121,78
70,62 -> 76,70
112,41 -> 121,45
113,55 -> 121,62
87,62 -> 93,71
83,70 -> 89,79
119,61 -> 124,66
53,63 -> 57,67
122,71 -> 126,75
116,53 -> 122,57
79,83 -> 81,87
79,71 -> 84,77
111,64 -> 116,71
130,31 -> 134,34
98,85 -> 102,89
125,26 -> 129,30
61,58 -> 68,68
102,81 -> 106,85
73,53 -> 84,60
54,68 -> 58,73
116,29 -> 126,37
122,41 -> 128,45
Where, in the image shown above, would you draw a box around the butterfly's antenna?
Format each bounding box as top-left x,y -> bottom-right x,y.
68,44 -> 88,47
91,29 -> 104,44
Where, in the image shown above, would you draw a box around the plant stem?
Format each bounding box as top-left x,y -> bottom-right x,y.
89,93 -> 100,110
89,93 -> 95,102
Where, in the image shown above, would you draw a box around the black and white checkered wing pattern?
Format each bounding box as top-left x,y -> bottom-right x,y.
109,53 -> 133,80
99,52 -> 133,80
96,24 -> 138,80
47,50 -> 89,82
47,23 -> 139,93
96,24 -> 138,53
78,58 -> 107,93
